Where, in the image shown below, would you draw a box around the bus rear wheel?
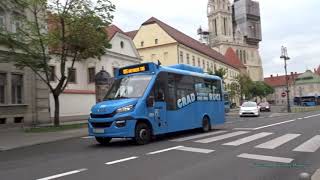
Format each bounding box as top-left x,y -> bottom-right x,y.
134,122 -> 151,145
202,116 -> 211,132
95,137 -> 112,145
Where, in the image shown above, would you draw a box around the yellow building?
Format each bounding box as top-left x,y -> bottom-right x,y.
126,17 -> 242,86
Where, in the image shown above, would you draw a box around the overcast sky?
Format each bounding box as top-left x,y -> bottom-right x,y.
111,0 -> 320,78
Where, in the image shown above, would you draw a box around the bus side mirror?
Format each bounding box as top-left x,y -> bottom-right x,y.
147,97 -> 154,107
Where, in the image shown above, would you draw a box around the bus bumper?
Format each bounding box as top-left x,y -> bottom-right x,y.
88,119 -> 136,138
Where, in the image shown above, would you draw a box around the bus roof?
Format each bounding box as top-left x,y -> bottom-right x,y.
116,62 -> 222,81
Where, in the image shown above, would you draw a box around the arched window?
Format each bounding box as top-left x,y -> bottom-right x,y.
155,39 -> 158,44
140,41 -> 144,47
120,41 -> 124,49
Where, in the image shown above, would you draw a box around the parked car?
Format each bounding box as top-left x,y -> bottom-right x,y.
259,102 -> 271,112
239,101 -> 260,117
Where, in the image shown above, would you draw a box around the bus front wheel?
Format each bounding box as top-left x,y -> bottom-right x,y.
95,137 -> 112,145
202,116 -> 211,132
134,122 -> 151,145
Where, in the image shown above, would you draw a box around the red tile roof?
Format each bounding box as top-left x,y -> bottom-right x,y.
141,17 -> 239,70
105,25 -> 125,40
126,30 -> 138,39
224,47 -> 246,69
264,73 -> 300,87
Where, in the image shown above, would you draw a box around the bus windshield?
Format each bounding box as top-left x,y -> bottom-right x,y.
104,75 -> 152,100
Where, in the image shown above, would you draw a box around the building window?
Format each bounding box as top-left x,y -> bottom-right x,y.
198,58 -> 201,67
164,52 -> 168,61
210,62 -> 213,70
0,73 -> 6,104
192,56 -> 195,66
207,62 -> 209,71
68,68 -> 76,83
202,60 -> 205,69
243,50 -> 247,64
155,39 -> 158,44
49,66 -> 55,82
240,50 -> 243,62
180,51 -> 184,64
11,13 -> 23,33
11,74 -> 23,104
0,8 -> 6,30
186,54 -> 190,64
88,67 -> 96,83
223,17 -> 227,35
120,41 -> 124,49
151,54 -> 156,61
112,67 -> 117,77
140,41 -> 144,47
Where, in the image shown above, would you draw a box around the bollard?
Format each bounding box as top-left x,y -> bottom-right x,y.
299,172 -> 311,180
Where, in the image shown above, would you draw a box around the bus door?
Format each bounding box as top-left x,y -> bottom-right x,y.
147,73 -> 168,134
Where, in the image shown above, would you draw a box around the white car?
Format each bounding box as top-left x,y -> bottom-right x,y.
239,101 -> 260,117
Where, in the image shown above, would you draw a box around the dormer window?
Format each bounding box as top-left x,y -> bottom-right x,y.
155,39 -> 158,44
120,41 -> 124,49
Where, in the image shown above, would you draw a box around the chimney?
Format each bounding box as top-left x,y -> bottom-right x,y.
291,72 -> 294,75
270,75 -> 273,78
277,74 -> 278,77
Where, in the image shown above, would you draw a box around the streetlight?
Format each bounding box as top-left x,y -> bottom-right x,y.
280,46 -> 291,113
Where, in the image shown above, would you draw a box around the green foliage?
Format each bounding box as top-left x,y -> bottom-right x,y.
214,68 -> 227,79
250,81 -> 274,98
235,74 -> 253,100
0,0 -> 115,126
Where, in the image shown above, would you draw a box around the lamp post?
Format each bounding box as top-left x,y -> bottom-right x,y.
280,46 -> 291,113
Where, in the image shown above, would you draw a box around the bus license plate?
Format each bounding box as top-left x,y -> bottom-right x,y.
93,128 -> 104,134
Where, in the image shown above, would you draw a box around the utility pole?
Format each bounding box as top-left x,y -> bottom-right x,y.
280,46 -> 291,113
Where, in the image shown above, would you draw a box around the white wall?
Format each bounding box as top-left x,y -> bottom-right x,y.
49,93 -> 95,117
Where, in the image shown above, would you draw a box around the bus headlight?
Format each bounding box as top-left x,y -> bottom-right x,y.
116,105 -> 134,113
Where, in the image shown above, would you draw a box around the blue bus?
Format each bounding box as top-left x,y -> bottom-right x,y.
88,63 -> 225,145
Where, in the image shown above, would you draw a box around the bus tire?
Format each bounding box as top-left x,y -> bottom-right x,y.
95,137 -> 112,145
202,116 -> 211,132
134,122 -> 151,145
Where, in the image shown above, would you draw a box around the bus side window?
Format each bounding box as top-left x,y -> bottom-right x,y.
212,79 -> 222,101
154,72 -> 167,102
167,73 -> 177,110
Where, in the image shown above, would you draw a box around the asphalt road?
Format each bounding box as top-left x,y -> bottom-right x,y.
1,111 -> 320,180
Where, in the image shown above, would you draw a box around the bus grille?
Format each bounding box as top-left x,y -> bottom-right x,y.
90,122 -> 113,128
90,112 -> 115,118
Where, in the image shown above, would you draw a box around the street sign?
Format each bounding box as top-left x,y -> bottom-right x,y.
281,92 -> 286,97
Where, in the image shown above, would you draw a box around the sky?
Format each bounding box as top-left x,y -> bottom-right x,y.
111,0 -> 320,78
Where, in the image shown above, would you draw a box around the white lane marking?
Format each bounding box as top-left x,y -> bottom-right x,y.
255,134 -> 301,149
170,131 -> 227,142
304,114 -> 320,119
37,168 -> 87,180
297,118 -> 303,120
293,135 -> 320,152
105,156 -> 138,165
195,131 -> 249,143
81,136 -> 94,139
147,146 -> 183,155
223,132 -> 273,146
233,128 -> 255,130
237,153 -> 293,163
177,146 -> 215,154
233,119 -> 296,131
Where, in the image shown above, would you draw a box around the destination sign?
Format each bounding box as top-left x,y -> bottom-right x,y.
119,64 -> 149,75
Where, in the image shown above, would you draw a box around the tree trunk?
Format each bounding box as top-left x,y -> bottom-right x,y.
53,94 -> 60,127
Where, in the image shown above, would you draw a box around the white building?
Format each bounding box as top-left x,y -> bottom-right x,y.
49,25 -> 141,121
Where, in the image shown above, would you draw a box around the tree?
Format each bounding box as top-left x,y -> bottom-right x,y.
250,81 -> 274,99
0,0 -> 115,126
235,74 -> 253,101
214,67 -> 227,79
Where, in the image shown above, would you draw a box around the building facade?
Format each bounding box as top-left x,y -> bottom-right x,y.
49,25 -> 141,121
0,3 -> 50,126
206,0 -> 264,81
129,17 -> 242,88
265,68 -> 320,105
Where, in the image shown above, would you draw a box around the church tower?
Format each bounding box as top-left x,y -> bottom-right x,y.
207,0 -> 234,50
206,0 -> 264,81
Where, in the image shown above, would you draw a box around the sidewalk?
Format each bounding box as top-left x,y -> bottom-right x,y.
0,121 -> 88,151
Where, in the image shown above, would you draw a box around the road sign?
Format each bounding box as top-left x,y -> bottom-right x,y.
281,92 -> 286,97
